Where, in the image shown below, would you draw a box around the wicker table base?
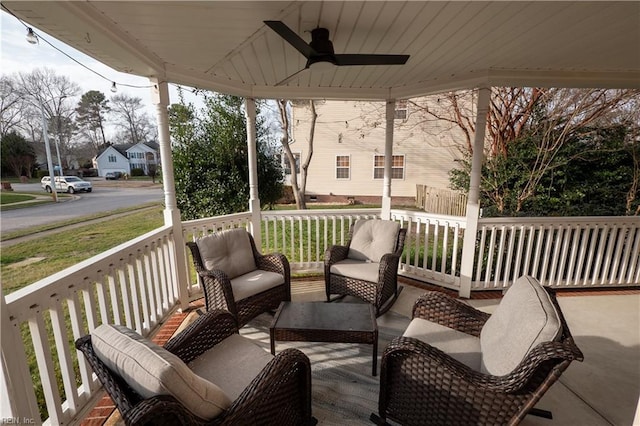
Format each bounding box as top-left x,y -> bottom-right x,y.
270,301 -> 379,375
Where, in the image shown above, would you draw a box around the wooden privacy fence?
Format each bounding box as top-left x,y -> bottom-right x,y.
416,185 -> 467,217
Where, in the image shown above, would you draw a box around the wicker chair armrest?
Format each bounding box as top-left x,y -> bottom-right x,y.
324,245 -> 349,266
412,291 -> 489,336
164,310 -> 238,364
186,241 -> 207,274
491,337 -> 585,393
256,252 -> 290,276
219,348 -> 313,425
384,336 -> 583,395
198,269 -> 238,316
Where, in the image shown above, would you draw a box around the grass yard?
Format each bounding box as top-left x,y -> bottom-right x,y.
1,207 -> 165,295
0,192 -> 36,204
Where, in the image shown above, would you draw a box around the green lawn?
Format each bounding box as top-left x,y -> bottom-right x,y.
0,192 -> 36,204
1,207 -> 165,294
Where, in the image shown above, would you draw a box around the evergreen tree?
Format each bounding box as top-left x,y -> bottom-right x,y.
76,90 -> 109,153
170,93 -> 283,220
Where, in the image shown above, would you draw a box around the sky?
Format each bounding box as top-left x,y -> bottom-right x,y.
0,9 -> 201,138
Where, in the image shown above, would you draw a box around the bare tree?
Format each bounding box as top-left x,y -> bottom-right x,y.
110,94 -> 156,144
0,75 -> 28,138
411,88 -> 640,213
277,99 -> 317,209
15,68 -> 81,168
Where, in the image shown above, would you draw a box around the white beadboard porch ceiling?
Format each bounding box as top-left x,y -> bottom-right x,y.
5,1 -> 640,100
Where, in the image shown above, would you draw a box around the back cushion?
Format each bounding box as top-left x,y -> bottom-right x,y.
480,276 -> 562,376
91,324 -> 231,420
348,219 -> 400,262
196,228 -> 256,279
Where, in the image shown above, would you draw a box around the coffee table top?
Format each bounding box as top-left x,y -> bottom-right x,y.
271,302 -> 376,333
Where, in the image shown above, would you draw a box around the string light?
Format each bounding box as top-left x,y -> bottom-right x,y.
3,3 -> 155,92
26,27 -> 38,44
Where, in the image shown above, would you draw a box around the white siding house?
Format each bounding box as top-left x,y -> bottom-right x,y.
289,98 -> 466,204
93,142 -> 160,177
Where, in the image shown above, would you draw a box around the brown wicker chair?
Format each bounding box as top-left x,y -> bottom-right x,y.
373,278 -> 584,426
187,228 -> 291,327
76,310 -> 316,426
325,219 -> 407,316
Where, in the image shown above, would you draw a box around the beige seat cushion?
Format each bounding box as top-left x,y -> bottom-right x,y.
348,219 -> 400,262
196,228 -> 256,279
231,269 -> 285,301
480,276 -> 562,376
189,333 -> 274,401
330,258 -> 380,283
404,318 -> 482,370
91,324 -> 231,420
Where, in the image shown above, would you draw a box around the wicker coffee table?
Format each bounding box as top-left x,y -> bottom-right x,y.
270,301 -> 379,375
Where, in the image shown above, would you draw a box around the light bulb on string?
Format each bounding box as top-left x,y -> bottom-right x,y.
110,82 -> 117,93
26,27 -> 38,44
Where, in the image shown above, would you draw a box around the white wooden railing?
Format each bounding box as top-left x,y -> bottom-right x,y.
1,225 -> 180,425
3,209 -> 639,424
473,216 -> 640,289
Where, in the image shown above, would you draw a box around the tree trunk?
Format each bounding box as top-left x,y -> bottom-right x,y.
277,100 -> 303,209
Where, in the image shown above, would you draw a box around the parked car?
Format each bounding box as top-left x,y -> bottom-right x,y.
41,176 -> 93,193
105,172 -> 123,180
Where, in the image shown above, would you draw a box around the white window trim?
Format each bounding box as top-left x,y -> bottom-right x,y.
335,154 -> 351,180
373,154 -> 405,180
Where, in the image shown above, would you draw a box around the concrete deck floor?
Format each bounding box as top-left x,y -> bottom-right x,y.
86,279 -> 640,425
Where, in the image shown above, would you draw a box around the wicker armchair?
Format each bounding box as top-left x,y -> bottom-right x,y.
373,276 -> 584,426
187,228 -> 291,327
325,219 -> 407,316
76,310 -> 315,426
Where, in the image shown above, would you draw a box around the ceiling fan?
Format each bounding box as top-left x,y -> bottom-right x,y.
264,20 -> 410,85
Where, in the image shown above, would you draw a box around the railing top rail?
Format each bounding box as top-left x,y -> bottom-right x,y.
262,208 -> 381,217
391,209 -> 466,222
181,211 -> 252,227
478,215 -> 640,226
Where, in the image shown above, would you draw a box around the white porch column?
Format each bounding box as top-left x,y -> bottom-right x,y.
150,78 -> 189,310
1,295 -> 40,421
459,87 -> 491,298
381,100 -> 395,220
245,98 -> 262,248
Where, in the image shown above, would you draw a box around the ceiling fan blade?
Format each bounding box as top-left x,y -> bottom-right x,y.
276,67 -> 309,86
264,21 -> 315,59
334,54 -> 410,66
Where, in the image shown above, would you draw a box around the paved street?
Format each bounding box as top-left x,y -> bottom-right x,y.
0,182 -> 163,233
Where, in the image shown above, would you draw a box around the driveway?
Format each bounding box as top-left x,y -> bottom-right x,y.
1,181 -> 163,233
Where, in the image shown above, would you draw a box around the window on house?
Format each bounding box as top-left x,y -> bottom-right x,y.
336,155 -> 350,179
108,155 -> 116,163
394,100 -> 408,120
281,152 -> 300,175
373,155 -> 405,179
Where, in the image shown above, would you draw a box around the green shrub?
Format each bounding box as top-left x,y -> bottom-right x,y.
130,168 -> 145,177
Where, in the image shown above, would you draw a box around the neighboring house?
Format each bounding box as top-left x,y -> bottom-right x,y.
93,142 -> 160,177
289,97 -> 467,205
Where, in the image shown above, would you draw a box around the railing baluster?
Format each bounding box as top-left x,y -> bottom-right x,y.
49,298 -> 80,415
29,311 -> 63,424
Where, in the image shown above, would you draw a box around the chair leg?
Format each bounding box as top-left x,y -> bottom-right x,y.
369,413 -> 389,425
528,408 -> 553,419
326,294 -> 347,303
376,286 -> 404,317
